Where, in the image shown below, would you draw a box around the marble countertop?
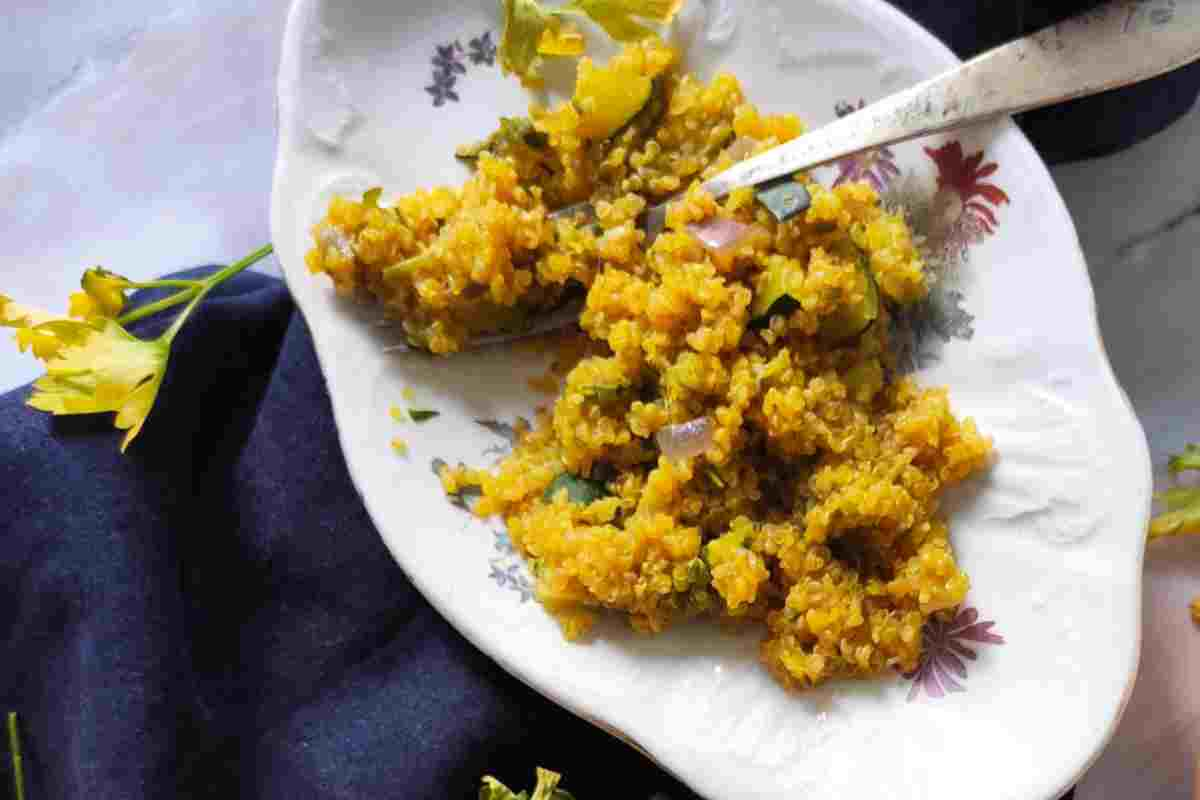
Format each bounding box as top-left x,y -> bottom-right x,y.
3,1 -> 1198,797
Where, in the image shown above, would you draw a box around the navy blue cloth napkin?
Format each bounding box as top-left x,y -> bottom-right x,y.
1,268 -> 710,799
2,2 -> 1193,797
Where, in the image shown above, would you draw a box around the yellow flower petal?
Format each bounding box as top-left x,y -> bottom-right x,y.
15,328 -> 65,360
1,295 -> 84,359
26,318 -> 170,452
114,376 -> 164,452
0,294 -> 59,328
69,291 -> 101,320
80,268 -> 129,319
538,24 -> 585,56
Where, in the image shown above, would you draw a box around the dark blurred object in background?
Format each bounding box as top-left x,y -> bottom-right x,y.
893,0 -> 1200,163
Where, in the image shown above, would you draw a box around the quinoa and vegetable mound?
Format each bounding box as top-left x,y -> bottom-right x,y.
308,39 -> 993,689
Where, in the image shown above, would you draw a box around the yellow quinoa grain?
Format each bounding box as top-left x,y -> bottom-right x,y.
309,40 -> 993,691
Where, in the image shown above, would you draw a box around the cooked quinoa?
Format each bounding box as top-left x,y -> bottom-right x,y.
308,39 -> 993,689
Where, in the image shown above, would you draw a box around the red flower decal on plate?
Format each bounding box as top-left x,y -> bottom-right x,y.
905,606 -> 1005,701
924,141 -> 1010,240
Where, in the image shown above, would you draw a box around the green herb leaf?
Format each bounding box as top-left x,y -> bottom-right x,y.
704,464 -> 726,489
530,768 -> 564,800
687,587 -> 714,612
820,249 -> 880,342
433,458 -> 483,512
543,472 -> 610,505
844,357 -> 884,404
457,117 -> 550,161
480,775 -> 527,800
480,769 -> 574,800
1149,446 -> 1200,540
749,256 -> 802,329
7,712 -> 25,800
755,176 -> 811,223
578,383 -> 629,404
409,409 -> 441,422
1150,486 -> 1200,540
1169,444 -> 1200,475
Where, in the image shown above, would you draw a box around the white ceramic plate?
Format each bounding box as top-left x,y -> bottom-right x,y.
270,2 -> 1152,798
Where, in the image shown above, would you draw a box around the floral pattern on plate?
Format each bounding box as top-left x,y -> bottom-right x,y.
426,31 -> 497,107
904,607 -> 1006,700
829,100 -> 1010,371
489,529 -> 536,603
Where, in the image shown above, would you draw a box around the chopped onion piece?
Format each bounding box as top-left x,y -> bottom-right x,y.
687,218 -> 752,255
315,222 -> 355,259
722,135 -> 759,162
656,417 -> 715,461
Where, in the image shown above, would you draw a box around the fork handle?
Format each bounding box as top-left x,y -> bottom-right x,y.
703,0 -> 1200,198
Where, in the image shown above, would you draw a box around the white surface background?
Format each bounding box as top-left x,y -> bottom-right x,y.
2,1 -> 1197,797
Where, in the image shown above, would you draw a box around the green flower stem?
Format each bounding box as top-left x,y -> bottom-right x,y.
117,286 -> 200,327
161,243 -> 274,342
128,278 -> 202,291
117,243 -> 274,329
7,712 -> 24,800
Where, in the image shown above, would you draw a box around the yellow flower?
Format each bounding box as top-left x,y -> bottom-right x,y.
68,268 -> 131,320
27,318 -> 169,452
3,243 -> 272,453
0,294 -> 82,359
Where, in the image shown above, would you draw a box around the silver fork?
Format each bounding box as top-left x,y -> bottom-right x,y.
471,0 -> 1200,347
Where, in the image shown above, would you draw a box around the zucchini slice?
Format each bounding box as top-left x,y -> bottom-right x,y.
755,177 -> 812,223
821,250 -> 880,342
749,257 -> 802,329
543,472 -> 610,505
749,247 -> 880,340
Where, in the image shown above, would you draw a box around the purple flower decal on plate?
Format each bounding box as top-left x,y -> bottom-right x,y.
489,529 -> 534,602
469,31 -> 497,66
905,606 -> 1005,701
426,69 -> 461,107
433,42 -> 467,76
832,100 -> 900,192
425,31 -> 497,107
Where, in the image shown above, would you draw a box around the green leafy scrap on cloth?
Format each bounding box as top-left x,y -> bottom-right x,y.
480,767 -> 576,800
